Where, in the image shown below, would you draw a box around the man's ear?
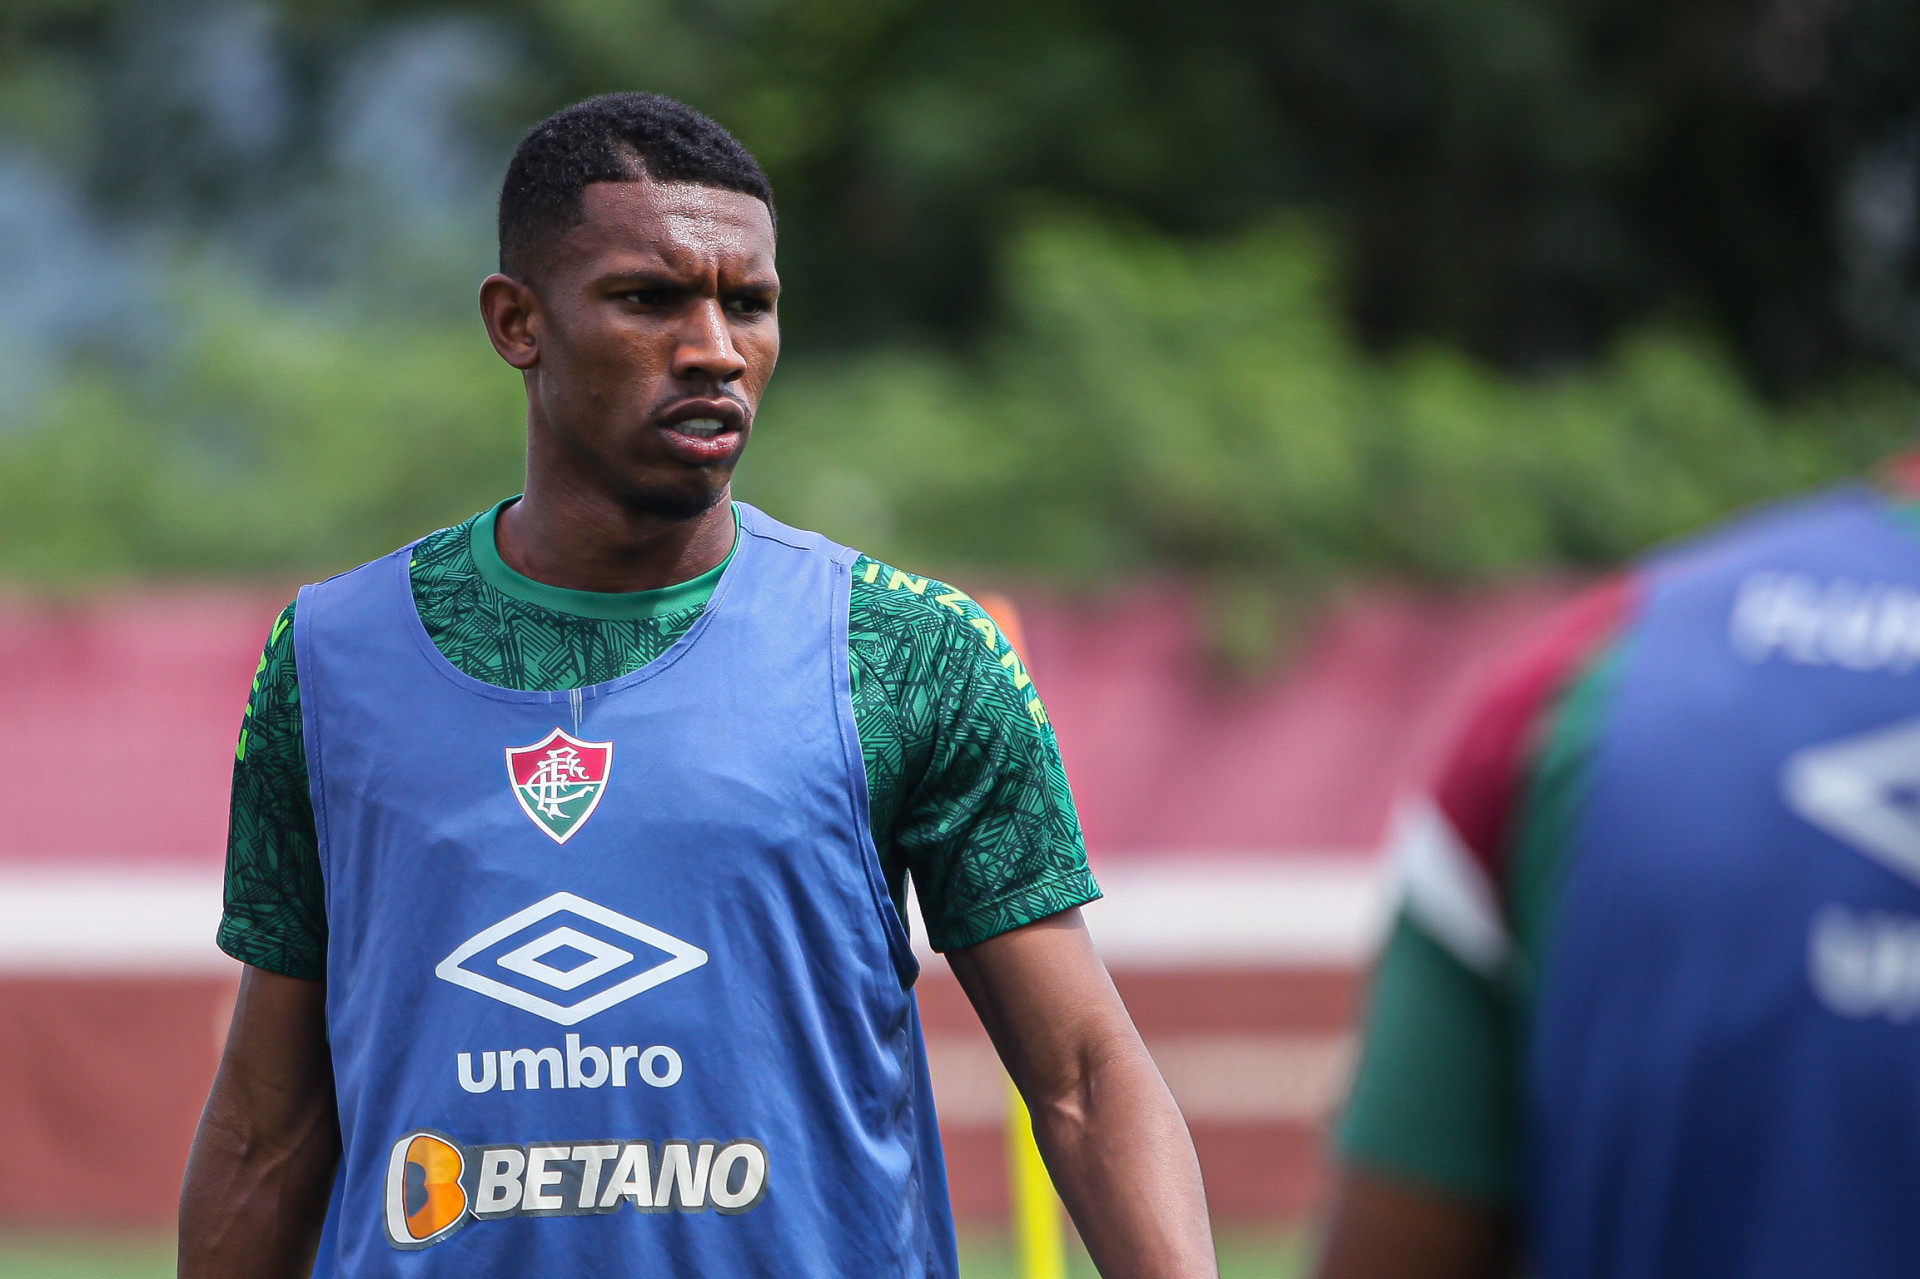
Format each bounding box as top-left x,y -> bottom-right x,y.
479,273 -> 542,371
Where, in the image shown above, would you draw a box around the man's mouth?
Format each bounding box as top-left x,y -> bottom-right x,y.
655,402 -> 747,465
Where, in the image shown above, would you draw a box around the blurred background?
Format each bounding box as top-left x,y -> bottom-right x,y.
0,0 -> 1917,1274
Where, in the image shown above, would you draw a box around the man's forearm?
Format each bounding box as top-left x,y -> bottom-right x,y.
949,909 -> 1218,1279
179,968 -> 340,1279
178,1094 -> 339,1276
1027,1033 -> 1216,1279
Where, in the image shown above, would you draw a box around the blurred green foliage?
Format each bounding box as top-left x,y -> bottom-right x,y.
491,0 -> 1920,385
0,0 -> 1913,590
0,277 -> 524,580
5,0 -> 1917,377
758,217 -> 1917,583
0,217 -> 1908,586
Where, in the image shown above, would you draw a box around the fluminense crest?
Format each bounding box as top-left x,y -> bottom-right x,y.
505,728 -> 613,844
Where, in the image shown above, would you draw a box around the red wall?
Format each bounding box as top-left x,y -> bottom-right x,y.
0,967 -> 1357,1228
0,977 -> 236,1225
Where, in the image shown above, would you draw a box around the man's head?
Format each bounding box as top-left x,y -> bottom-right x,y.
482,93 -> 778,522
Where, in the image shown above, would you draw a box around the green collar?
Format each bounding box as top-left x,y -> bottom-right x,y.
469,497 -> 738,620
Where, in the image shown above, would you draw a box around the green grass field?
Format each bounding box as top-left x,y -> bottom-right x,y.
961,1229 -> 1307,1277
0,1237 -> 171,1279
0,1230 -> 1306,1277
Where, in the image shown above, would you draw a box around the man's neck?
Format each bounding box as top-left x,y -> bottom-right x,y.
494,480 -> 737,594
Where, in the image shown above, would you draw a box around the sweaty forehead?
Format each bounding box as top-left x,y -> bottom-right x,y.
555,179 -> 776,278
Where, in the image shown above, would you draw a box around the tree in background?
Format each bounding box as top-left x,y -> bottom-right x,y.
0,0 -> 1914,591
489,0 -> 1920,383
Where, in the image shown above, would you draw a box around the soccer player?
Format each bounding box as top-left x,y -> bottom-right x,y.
1315,465 -> 1920,1279
178,93 -> 1215,1278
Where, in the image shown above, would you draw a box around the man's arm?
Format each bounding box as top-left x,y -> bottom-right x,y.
179,967 -> 340,1278
1314,1170 -> 1514,1279
1314,586 -> 1629,1279
946,908 -> 1216,1279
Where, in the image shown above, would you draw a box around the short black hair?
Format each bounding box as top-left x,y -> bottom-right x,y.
497,92 -> 775,279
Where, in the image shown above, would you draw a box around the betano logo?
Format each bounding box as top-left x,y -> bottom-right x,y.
383,1129 -> 769,1249
385,1132 -> 470,1249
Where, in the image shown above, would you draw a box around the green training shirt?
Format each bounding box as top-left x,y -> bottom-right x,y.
1336,627 -> 1624,1202
218,500 -> 1100,980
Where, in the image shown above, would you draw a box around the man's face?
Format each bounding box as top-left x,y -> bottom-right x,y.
499,179 -> 779,519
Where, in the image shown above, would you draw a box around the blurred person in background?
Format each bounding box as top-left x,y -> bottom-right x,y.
176,92 -> 1214,1279
1316,456 -> 1920,1279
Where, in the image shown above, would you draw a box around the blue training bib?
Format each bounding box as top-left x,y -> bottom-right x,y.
295,503 -> 958,1277
1531,488 -> 1920,1278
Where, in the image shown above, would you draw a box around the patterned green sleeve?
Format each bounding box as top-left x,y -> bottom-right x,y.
847,558 -> 1100,952
217,601 -> 329,980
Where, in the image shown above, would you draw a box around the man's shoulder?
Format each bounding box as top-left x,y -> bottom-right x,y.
303,520 -> 476,609
847,554 -> 1006,657
1428,576 -> 1636,871
1388,576 -> 1635,974
1688,484 -> 1883,552
408,517 -> 481,582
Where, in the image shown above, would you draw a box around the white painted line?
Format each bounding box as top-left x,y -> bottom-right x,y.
921,1039 -> 1009,1124
912,856 -> 1391,968
0,854 -> 1392,974
0,867 -> 235,974
1088,857 -> 1389,967
925,1033 -> 1356,1125
1149,1033 -> 1356,1121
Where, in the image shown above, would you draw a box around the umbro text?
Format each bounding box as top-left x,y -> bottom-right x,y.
458,1034 -> 683,1093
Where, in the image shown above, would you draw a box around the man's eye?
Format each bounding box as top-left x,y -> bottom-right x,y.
727,296 -> 772,315
623,290 -> 669,306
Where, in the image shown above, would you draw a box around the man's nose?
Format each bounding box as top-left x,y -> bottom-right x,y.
672,299 -> 747,384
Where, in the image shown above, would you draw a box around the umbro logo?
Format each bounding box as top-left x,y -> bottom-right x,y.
435,893 -> 708,1025
1784,716 -> 1920,886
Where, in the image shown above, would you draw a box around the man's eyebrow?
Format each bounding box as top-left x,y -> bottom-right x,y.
595,271 -> 778,296
600,270 -> 691,292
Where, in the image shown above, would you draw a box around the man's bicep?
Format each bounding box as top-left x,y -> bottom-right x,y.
218,602 -> 328,981
944,908 -> 1130,1096
217,965 -> 333,1094
1337,910 -> 1520,1206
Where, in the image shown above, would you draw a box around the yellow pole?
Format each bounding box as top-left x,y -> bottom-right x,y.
972,592 -> 1070,1279
1006,1077 -> 1069,1279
